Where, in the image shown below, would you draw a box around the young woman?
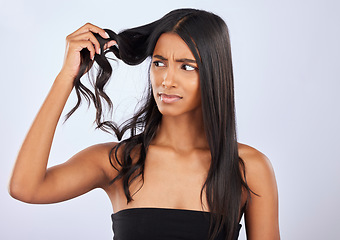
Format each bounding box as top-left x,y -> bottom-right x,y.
9,8 -> 280,240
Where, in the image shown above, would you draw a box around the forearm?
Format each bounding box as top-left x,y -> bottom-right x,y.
9,73 -> 74,201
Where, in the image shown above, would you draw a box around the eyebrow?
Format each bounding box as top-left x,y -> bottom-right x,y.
153,54 -> 196,64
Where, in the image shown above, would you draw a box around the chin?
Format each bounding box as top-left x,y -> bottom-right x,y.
156,103 -> 201,118
157,106 -> 183,117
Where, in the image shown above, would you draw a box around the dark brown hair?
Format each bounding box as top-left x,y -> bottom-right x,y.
66,8 -> 255,240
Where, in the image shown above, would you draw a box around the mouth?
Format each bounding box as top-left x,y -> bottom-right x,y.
158,92 -> 183,104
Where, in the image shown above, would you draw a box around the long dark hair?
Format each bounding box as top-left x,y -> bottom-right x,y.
66,8 -> 254,240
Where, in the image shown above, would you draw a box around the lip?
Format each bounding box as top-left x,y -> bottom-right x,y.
158,92 -> 183,103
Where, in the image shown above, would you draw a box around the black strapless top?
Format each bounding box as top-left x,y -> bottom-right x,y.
111,208 -> 242,240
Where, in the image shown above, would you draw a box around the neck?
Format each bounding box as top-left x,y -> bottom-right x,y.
152,108 -> 209,152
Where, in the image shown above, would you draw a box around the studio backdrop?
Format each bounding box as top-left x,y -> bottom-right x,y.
0,0 -> 339,239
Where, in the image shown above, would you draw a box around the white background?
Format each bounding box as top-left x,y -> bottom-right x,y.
1,0 -> 339,239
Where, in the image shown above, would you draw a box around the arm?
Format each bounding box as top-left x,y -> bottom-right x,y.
239,144 -> 280,240
8,23 -> 117,204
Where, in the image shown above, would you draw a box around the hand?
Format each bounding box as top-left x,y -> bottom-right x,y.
60,23 -> 116,81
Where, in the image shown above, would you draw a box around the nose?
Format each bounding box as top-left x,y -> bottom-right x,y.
162,66 -> 176,89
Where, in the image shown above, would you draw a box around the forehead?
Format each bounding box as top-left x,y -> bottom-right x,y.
153,33 -> 195,59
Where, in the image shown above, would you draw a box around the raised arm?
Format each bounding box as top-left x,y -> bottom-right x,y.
8,23 -> 117,204
239,143 -> 280,240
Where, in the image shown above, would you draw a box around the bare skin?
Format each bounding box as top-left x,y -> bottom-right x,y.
9,25 -> 280,239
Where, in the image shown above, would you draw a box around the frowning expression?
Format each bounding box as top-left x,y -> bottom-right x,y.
150,33 -> 201,117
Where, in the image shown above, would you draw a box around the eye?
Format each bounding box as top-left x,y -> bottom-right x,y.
182,64 -> 197,71
153,61 -> 165,67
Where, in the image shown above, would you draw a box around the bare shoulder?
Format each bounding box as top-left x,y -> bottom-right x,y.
70,142 -> 121,183
81,141 -> 118,156
238,143 -> 276,186
238,143 -> 280,239
238,143 -> 269,164
73,141 -> 117,163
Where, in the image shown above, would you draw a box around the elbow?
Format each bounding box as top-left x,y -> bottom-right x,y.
8,180 -> 35,203
8,182 -> 21,201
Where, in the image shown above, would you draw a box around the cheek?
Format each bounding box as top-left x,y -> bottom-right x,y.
150,68 -> 155,85
150,70 -> 159,100
150,68 -> 160,88
186,77 -> 201,105
185,77 -> 200,95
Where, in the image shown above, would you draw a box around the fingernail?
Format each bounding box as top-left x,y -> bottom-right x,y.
98,48 -> 101,55
105,32 -> 110,38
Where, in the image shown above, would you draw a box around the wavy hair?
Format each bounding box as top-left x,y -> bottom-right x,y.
66,8 -> 255,240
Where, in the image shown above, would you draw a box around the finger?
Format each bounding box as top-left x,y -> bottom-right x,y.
75,23 -> 109,40
104,40 -> 117,50
70,32 -> 101,55
83,41 -> 97,60
70,40 -> 96,60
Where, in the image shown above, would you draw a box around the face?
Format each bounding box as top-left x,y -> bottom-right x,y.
150,33 -> 201,117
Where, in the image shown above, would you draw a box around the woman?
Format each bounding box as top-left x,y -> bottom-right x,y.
9,8 -> 280,240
